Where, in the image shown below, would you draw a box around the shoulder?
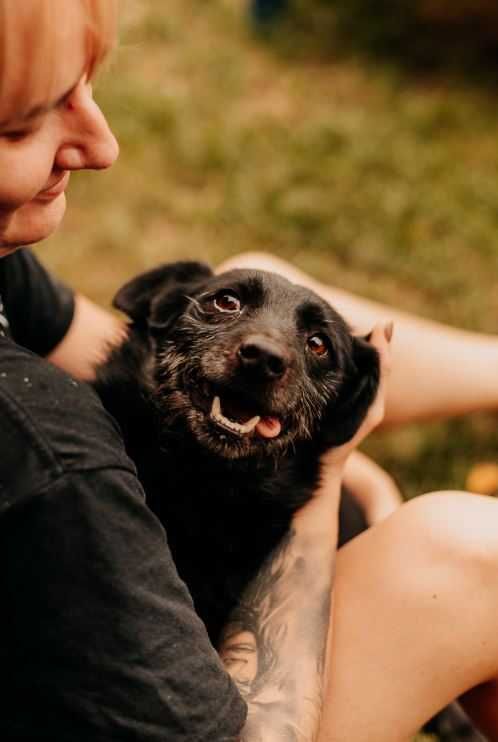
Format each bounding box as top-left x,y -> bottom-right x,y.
0,248 -> 74,355
0,337 -> 134,501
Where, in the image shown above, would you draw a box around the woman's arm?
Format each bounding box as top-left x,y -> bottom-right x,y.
219,471 -> 340,741
47,293 -> 128,380
219,323 -> 392,741
342,450 -> 402,525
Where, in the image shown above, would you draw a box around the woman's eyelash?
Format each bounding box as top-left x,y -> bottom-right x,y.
1,117 -> 45,142
2,130 -> 33,142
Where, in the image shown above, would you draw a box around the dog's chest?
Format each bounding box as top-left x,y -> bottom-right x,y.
95,366 -> 322,642
137,446 -> 317,642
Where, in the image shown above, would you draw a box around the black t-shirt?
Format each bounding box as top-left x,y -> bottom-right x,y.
0,248 -> 75,354
0,250 -> 246,741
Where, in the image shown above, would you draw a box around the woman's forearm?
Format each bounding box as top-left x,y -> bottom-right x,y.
219,473 -> 341,742
215,320 -> 391,741
47,294 -> 128,380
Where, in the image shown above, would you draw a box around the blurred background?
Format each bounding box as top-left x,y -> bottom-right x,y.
41,0 -> 498,509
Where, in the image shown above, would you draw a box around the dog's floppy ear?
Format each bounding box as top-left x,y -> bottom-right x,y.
322,335 -> 380,448
113,261 -> 214,324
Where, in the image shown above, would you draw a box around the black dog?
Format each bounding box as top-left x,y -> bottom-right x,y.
95,261 -> 484,742
95,260 -> 379,644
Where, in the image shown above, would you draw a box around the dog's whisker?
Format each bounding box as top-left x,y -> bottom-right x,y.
183,294 -> 207,314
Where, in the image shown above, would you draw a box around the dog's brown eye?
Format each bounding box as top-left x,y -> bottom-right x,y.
214,291 -> 241,314
307,334 -> 328,357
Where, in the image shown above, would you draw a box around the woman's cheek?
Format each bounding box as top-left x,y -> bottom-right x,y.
0,146 -> 55,209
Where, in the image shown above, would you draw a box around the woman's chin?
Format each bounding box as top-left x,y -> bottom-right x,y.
0,194 -> 67,254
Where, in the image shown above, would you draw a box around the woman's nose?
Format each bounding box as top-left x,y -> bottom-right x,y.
55,82 -> 119,171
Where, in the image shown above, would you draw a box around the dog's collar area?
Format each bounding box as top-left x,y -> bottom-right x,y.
209,395 -> 281,439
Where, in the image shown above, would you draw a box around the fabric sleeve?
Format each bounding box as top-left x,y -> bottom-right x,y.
0,248 -> 75,355
0,467 -> 247,742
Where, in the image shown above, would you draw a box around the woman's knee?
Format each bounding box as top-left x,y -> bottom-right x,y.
325,493 -> 498,741
400,491 -> 498,574
337,490 -> 498,621
350,490 -> 498,629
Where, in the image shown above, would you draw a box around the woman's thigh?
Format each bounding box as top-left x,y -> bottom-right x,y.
319,492 -> 498,742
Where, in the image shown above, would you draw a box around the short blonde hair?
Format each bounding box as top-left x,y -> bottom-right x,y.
0,0 -> 118,121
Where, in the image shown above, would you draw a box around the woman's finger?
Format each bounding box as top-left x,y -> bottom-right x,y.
368,321 -> 394,383
350,321 -> 394,439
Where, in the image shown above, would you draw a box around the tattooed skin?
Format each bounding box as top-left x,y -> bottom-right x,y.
219,529 -> 332,742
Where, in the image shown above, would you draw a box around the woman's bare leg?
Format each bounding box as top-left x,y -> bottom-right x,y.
218,253 -> 498,427
318,492 -> 498,742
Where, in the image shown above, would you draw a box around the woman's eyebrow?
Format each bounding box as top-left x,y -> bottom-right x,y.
21,80 -> 80,122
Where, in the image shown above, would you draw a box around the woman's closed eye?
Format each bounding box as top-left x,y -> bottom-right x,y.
0,79 -> 83,145
0,113 -> 45,144
1,128 -> 36,143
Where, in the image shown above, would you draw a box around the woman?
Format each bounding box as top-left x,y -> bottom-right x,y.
1,2 -> 498,740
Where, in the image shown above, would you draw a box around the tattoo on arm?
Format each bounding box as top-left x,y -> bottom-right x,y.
219,529 -> 333,742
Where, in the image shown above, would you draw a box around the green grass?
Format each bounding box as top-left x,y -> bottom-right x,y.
41,0 -> 498,500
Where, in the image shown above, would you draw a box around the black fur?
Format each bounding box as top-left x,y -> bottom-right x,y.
96,261 -> 379,644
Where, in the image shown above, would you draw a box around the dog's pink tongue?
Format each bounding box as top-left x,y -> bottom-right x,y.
256,417 -> 281,439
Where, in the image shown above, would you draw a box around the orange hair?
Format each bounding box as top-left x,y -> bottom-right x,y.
82,0 -> 119,78
0,0 -> 118,122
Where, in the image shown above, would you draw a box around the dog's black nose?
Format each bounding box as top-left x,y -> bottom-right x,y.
237,335 -> 288,380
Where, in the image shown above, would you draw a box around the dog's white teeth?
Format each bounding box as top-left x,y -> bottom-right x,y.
210,395 -> 261,437
237,415 -> 261,434
212,395 -> 221,417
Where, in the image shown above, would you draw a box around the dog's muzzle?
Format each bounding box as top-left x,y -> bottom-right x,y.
203,334 -> 289,439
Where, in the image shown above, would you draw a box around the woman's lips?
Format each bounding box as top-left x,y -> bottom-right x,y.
36,172 -> 70,201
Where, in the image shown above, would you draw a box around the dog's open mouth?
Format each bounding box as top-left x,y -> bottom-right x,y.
190,382 -> 282,440
210,396 -> 282,439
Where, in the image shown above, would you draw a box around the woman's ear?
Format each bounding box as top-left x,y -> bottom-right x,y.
322,336 -> 380,448
113,261 -> 213,324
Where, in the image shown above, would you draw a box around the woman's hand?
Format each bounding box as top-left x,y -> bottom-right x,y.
321,321 -> 393,474
300,321 -> 393,533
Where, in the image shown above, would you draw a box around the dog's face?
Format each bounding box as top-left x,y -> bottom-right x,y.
114,261 -> 380,460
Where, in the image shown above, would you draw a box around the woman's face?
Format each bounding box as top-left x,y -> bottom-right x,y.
0,1 -> 119,255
